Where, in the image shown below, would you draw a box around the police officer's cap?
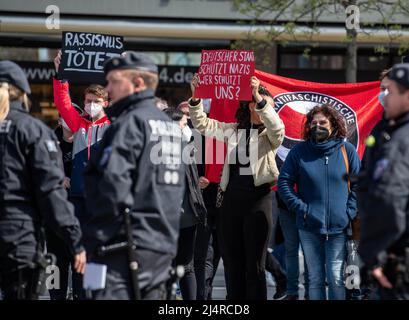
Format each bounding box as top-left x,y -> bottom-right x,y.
104,52 -> 158,75
0,60 -> 31,94
390,63 -> 409,89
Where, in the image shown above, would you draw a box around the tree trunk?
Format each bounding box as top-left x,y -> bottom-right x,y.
345,27 -> 357,83
344,0 -> 357,83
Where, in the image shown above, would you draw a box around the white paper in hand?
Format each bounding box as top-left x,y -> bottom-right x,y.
83,263 -> 107,290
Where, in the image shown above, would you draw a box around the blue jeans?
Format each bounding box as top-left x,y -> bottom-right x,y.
278,209 -> 309,296
298,229 -> 347,300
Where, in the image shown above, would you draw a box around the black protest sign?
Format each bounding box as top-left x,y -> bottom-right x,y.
59,31 -> 124,84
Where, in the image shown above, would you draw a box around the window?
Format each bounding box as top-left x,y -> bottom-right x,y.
280,53 -> 344,69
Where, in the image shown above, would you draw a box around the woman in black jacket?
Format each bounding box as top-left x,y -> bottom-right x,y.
165,107 -> 207,300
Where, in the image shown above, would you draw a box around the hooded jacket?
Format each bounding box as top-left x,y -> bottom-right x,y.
278,138 -> 360,235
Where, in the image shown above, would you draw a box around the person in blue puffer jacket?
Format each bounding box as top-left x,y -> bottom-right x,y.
278,104 -> 360,300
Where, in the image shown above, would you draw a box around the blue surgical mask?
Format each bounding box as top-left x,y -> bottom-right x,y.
378,90 -> 386,109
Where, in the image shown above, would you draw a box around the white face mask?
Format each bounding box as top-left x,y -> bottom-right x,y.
182,125 -> 193,142
84,102 -> 104,118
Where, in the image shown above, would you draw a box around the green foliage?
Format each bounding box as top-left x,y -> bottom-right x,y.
232,0 -> 409,80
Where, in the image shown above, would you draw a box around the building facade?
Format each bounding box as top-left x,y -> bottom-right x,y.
0,0 -> 407,124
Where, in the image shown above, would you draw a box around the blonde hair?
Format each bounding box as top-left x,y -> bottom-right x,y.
0,82 -> 10,121
8,84 -> 30,111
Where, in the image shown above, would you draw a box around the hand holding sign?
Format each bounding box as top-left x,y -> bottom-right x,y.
190,73 -> 200,99
250,76 -> 263,104
54,50 -> 62,73
195,50 -> 255,101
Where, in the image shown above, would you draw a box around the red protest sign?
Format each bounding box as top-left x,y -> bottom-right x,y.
195,50 -> 255,101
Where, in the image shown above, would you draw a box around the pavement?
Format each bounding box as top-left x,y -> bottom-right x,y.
211,254 -> 308,300
4,251 -> 308,300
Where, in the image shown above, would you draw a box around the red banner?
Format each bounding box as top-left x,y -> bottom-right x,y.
255,70 -> 383,162
195,50 -> 255,101
204,70 -> 383,182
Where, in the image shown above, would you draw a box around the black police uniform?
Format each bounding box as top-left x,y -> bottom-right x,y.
83,53 -> 185,300
358,63 -> 409,299
0,61 -> 83,300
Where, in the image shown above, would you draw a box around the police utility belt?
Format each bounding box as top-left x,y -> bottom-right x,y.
96,208 -> 141,300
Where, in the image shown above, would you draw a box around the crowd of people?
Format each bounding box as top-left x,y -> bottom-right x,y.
1,50 -> 409,300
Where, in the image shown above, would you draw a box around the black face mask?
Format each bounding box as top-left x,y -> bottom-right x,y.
310,126 -> 330,143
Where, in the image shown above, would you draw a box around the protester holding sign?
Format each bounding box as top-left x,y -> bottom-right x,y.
52,50 -> 110,299
53,50 -> 110,199
188,71 -> 285,300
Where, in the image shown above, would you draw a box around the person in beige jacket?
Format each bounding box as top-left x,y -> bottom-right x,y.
188,73 -> 285,300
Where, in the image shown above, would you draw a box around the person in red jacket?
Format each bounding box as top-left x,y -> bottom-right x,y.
53,50 -> 110,201
52,50 -> 110,299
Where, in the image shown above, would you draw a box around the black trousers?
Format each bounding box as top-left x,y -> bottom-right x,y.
378,255 -> 409,300
205,228 -> 222,299
175,225 -> 197,300
45,228 -> 84,300
194,183 -> 224,300
265,250 -> 287,284
91,249 -> 173,300
45,196 -> 87,300
0,220 -> 39,300
0,268 -> 40,300
220,187 -> 272,300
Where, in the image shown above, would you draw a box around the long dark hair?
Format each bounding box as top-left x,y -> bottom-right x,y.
236,84 -> 272,130
302,104 -> 347,140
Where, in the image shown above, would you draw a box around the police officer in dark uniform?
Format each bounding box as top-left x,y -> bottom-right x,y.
83,52 -> 185,300
0,61 -> 86,300
358,63 -> 409,299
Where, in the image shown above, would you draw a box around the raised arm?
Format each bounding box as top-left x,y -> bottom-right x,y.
251,76 -> 285,149
53,50 -> 84,133
188,73 -> 236,141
